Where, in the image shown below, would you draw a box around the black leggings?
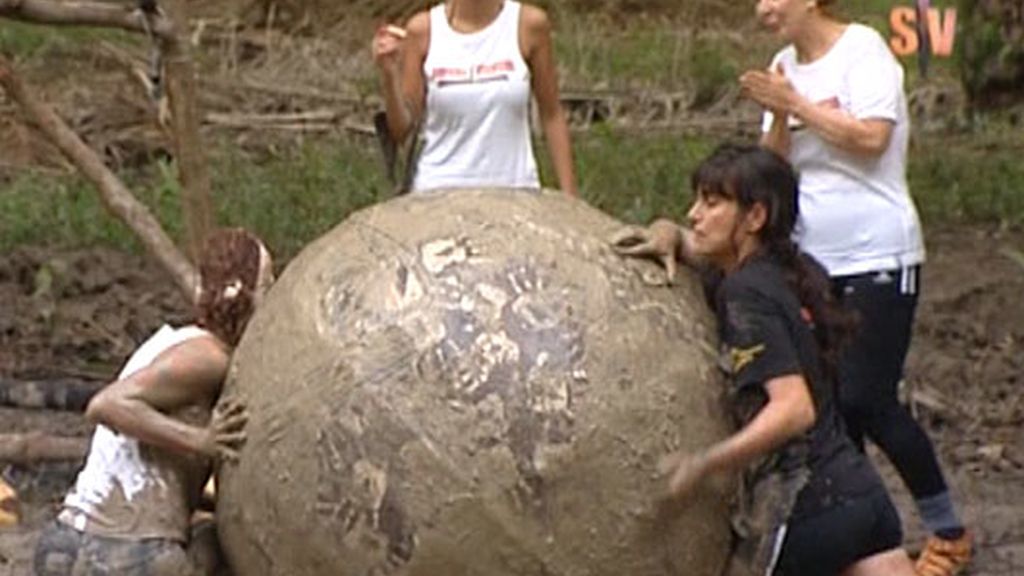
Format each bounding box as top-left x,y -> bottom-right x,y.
774,488 -> 904,576
832,266 -> 948,499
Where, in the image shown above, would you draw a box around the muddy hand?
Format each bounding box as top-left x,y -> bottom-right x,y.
609,222 -> 680,284
659,451 -> 709,502
206,398 -> 248,463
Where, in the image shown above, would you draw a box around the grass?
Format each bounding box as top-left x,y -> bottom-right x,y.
0,137 -> 393,259
909,132 -> 1024,225
4,126 -> 1023,260
0,21 -> 138,62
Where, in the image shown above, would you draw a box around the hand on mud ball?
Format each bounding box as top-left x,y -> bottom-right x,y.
658,450 -> 711,502
201,399 -> 248,463
610,219 -> 683,285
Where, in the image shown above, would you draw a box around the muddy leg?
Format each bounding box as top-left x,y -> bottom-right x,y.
186,514 -> 226,576
33,521 -> 83,576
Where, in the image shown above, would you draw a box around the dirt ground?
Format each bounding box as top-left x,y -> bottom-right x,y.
1,225 -> 1022,575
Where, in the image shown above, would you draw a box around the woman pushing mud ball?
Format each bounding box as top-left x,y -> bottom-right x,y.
614,144 -> 918,576
738,2 -> 970,574
33,229 -> 273,576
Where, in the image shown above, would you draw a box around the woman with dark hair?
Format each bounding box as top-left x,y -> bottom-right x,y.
615,144 -> 914,576
33,229 -> 273,576
739,3 -> 970,574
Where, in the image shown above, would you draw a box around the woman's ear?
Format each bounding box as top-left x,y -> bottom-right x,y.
744,202 -> 769,236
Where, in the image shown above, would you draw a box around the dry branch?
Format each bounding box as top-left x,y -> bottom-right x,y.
0,55 -> 197,299
204,110 -> 374,136
202,77 -> 364,106
0,433 -> 89,464
0,0 -> 173,40
206,109 -> 339,126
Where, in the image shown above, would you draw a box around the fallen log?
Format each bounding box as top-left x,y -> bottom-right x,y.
0,377 -> 105,411
0,433 -> 89,465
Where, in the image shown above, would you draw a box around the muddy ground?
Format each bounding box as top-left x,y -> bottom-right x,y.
1,225 -> 1022,575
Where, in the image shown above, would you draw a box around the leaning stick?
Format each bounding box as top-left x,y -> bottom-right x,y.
0,56 -> 197,299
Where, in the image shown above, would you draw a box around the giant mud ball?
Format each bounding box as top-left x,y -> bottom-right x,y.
217,189 -> 733,576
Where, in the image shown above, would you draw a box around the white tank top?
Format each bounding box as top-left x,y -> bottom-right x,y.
413,1 -> 540,192
60,324 -> 212,542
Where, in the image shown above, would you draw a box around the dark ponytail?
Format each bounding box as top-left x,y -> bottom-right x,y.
769,237 -> 858,382
692,143 -> 857,379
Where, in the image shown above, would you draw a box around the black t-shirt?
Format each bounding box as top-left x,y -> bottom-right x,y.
710,254 -> 881,524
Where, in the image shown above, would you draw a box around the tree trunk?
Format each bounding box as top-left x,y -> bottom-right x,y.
160,0 -> 215,263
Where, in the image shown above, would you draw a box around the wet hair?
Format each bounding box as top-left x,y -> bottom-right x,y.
691,143 -> 856,379
195,228 -> 272,347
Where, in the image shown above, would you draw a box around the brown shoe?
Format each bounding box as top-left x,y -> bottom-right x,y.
915,531 -> 973,576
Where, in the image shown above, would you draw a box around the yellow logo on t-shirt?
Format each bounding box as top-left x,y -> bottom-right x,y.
730,344 -> 766,373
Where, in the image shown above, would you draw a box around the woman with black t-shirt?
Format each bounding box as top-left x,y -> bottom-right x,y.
614,144 -> 915,576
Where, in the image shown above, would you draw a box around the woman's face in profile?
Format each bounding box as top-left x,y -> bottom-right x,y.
686,189 -> 745,269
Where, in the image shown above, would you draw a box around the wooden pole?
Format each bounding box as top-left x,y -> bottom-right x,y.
159,0 -> 214,264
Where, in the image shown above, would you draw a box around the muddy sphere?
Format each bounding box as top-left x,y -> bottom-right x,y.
217,189 -> 733,576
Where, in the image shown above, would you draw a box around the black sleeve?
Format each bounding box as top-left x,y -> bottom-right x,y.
718,278 -> 802,392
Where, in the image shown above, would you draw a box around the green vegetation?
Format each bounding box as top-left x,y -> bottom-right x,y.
553,19 -> 750,93
909,133 -> 1024,225
0,139 -> 392,259
0,20 -> 137,62
4,128 -> 1022,259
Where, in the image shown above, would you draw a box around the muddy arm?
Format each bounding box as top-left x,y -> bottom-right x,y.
86,336 -> 229,458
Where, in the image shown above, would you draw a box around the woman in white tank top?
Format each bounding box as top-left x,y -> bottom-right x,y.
372,0 -> 578,196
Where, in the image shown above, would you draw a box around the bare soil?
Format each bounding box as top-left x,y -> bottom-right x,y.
1,226 -> 1022,574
